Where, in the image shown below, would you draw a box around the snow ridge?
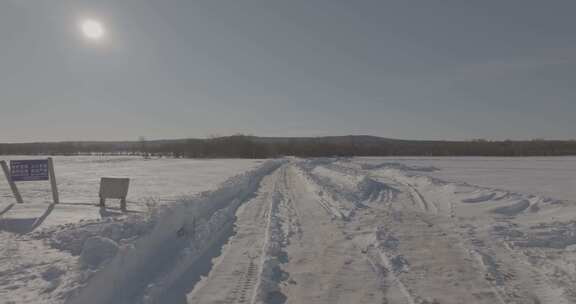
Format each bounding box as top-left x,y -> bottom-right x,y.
67,160 -> 285,304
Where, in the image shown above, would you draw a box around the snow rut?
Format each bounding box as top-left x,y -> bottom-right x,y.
225,257 -> 258,304
251,166 -> 291,304
276,165 -> 390,304
186,165 -> 293,304
401,180 -> 439,214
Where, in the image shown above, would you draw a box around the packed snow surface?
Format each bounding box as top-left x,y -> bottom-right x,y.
2,156 -> 576,304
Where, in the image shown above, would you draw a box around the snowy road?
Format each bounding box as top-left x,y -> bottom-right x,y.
3,157 -> 576,303
189,165 -> 389,304
185,160 -> 576,304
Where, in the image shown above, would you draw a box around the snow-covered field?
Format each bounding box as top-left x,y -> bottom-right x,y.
1,155 -> 263,206
2,156 -> 576,304
0,156 -> 261,303
360,156 -> 576,201
0,156 -> 261,227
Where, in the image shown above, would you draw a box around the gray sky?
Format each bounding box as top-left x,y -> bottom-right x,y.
1,0 -> 575,142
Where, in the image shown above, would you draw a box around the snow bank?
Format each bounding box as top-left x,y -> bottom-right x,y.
67,160 -> 285,304
32,216 -> 155,256
490,200 -> 531,216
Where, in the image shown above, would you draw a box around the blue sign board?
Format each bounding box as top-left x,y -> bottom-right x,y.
10,159 -> 50,182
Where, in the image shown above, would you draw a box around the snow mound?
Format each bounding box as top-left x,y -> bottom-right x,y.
297,163 -> 402,220
491,200 -> 531,216
309,164 -> 400,204
357,176 -> 400,202
79,236 -> 119,268
32,215 -> 155,256
460,186 -> 517,203
459,185 -> 561,216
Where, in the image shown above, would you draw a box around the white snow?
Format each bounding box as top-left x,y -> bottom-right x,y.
357,156 -> 576,201
2,155 -> 576,304
1,155 -> 262,205
79,236 -> 119,269
0,156 -> 261,303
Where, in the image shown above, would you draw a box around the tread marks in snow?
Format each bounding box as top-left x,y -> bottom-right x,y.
225,256 -> 259,304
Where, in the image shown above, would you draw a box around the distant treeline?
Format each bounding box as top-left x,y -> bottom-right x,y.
1,135 -> 576,158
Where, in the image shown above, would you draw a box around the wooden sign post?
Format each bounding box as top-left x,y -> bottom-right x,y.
48,158 -> 59,204
1,158 -> 59,205
1,160 -> 24,204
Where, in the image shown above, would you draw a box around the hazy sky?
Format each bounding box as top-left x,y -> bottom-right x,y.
1,0 -> 575,142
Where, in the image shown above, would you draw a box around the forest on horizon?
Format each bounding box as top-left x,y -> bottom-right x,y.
1,135 -> 576,158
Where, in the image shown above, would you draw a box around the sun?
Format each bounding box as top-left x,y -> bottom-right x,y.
80,19 -> 105,41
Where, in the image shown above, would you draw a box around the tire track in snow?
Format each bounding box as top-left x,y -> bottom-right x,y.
251,166 -> 289,304
279,168 -> 304,244
381,166 -> 574,303
187,167 -> 283,304
224,256 -> 258,304
392,178 -> 438,215
370,204 -> 506,304
328,162 -> 514,303
293,161 -> 430,303
371,245 -> 416,304
471,226 -> 576,304
296,167 -> 348,220
278,165 -> 387,304
187,164 -> 294,304
367,221 -> 418,304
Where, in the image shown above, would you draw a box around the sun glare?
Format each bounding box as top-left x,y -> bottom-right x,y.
80,19 -> 105,41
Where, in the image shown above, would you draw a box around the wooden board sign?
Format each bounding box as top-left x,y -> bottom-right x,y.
10,159 -> 49,182
99,178 -> 130,199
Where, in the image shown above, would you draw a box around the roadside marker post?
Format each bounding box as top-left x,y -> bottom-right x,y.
1,160 -> 24,204
48,158 -> 59,204
0,158 -> 60,205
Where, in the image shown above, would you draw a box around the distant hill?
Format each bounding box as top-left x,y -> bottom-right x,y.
1,135 -> 576,157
